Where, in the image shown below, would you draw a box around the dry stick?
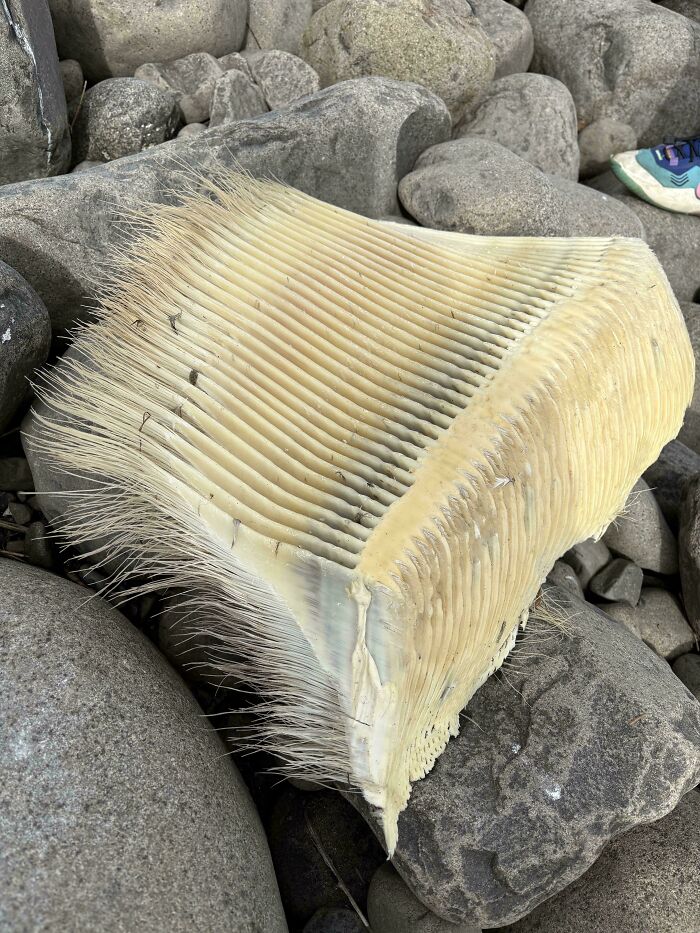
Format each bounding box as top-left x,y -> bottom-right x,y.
70,80 -> 88,132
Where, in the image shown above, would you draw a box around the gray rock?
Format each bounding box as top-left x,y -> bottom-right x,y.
71,160 -> 101,173
589,558 -> 643,606
658,0 -> 700,23
502,791 -> 700,933
603,588 -> 696,659
246,49 -> 321,109
303,909 -> 367,932
0,457 -> 33,491
455,73 -> 578,180
563,538 -> 612,590
602,478 -> 678,575
578,118 -> 637,179
135,53 -> 224,124
468,0 -> 533,78
678,303 -> 700,454
23,518 -> 55,569
7,500 -> 32,525
219,51 -> 253,75
672,653 -> 700,701
0,559 -> 287,932
368,863 -> 481,933
644,440 -> 700,532
679,474 -> 700,637
353,586 -> 700,928
209,68 -> 268,126
546,560 -> 584,600
72,78 -> 181,163
0,0 -> 70,183
588,170 -> 700,303
525,0 -> 700,147
59,58 -> 83,104
0,261 -> 51,432
300,0 -> 495,123
399,137 -> 643,237
0,78 -> 450,333
246,0 -> 314,55
48,0 -> 248,82
177,122 -> 207,138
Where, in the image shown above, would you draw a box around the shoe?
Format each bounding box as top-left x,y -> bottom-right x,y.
610,136 -> 700,215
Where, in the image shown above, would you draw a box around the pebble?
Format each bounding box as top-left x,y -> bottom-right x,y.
0,0 -> 70,183
644,440 -> 700,532
59,58 -> 84,105
398,137 -> 643,238
352,585 -> 700,927
456,73 -> 579,180
368,863 -> 481,932
246,50 -> 321,110
303,908 -> 367,932
679,474 -> 700,638
602,478 -> 678,575
577,118 -> 637,179
0,559 -> 287,931
526,0 -> 700,146
209,70 -> 269,127
0,261 -> 51,432
589,557 -> 643,606
468,0 -> 533,78
672,653 -> 700,701
503,791 -> 700,932
72,78 -> 181,163
563,538 -> 611,590
0,458 -> 33,492
602,588 -> 696,660
246,0 -> 314,55
135,53 -> 224,124
546,560 -> 585,600
49,0 -> 248,81
300,0 -> 496,123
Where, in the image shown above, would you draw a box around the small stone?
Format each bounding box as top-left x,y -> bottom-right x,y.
71,160 -> 101,173
72,78 -> 181,163
246,50 -> 320,110
602,588 -> 696,660
59,59 -> 84,104
300,0 -> 496,123
136,53 -> 224,124
644,440 -> 700,532
209,70 -> 268,126
563,538 -> 611,589
246,0 -> 314,55
0,458 -> 33,492
24,520 -> 55,570
368,862 -> 481,932
218,52 -> 254,76
177,123 -> 207,138
303,908 -> 366,932
7,501 -> 32,526
0,261 -> 51,432
455,73 -> 578,180
672,653 -> 700,701
578,118 -> 637,179
679,474 -> 700,637
503,791 -> 700,933
589,558 -> 643,606
48,0 -> 248,82
602,478 -> 678,575
469,0 -> 533,78
546,560 -> 584,599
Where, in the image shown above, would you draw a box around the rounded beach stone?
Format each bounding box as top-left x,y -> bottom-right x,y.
578,118 -> 637,179
469,0 -> 533,78
589,558 -> 643,606
672,653 -> 700,702
246,0 -> 314,55
59,59 -> 84,104
602,588 -> 695,660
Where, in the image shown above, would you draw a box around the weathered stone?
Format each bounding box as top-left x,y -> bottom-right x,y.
246,0 -> 314,55
602,478 -> 678,575
48,0 -> 248,82
23,518 -> 55,569
0,559 -> 287,932
589,558 -> 643,606
209,69 -> 268,126
672,653 -> 700,702
399,137 -> 643,237
644,440 -> 700,532
59,58 -> 83,103
177,123 -> 207,138
135,53 -> 224,124
546,559 -> 584,599
469,0 -> 533,78
525,0 -> 700,146
578,118 -> 637,179
679,474 -> 700,637
0,261 -> 51,432
658,0 -> 700,23
503,791 -> 700,933
300,0 -> 495,122
456,73 -> 578,180
219,51 -> 253,75
678,303 -> 700,454
562,538 -> 611,590
72,78 -> 181,163
71,160 -> 101,173
0,78 -> 450,333
0,0 -> 70,183
353,586 -> 700,927
246,49 -> 320,109
368,863 -> 481,933
303,909 -> 366,932
603,588 -> 696,659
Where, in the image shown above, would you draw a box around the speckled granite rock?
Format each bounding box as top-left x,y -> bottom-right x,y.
469,0 -> 533,78
351,586 -> 700,928
245,0 -> 313,54
578,118 -> 637,179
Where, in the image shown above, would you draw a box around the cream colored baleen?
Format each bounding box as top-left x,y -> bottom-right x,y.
32,175 -> 694,853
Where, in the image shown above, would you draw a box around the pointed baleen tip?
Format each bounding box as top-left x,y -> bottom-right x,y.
30,170 -> 695,854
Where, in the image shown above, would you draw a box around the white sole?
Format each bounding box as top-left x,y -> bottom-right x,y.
611,150 -> 700,216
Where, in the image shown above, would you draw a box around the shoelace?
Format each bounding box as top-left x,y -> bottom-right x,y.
661,136 -> 700,163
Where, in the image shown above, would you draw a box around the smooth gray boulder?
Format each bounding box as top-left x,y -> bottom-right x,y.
525,0 -> 700,146
0,0 -> 70,183
456,73 -> 578,180
48,0 -> 248,81
602,588 -> 696,660
468,0 -> 533,78
0,78 -> 450,333
246,49 -> 321,110
0,261 -> 51,432
578,118 -> 637,179
644,440 -> 700,532
399,137 -> 643,237
246,0 -> 314,54
504,791 -> 700,933
602,478 -> 678,575
0,559 -> 287,932
352,586 -> 700,928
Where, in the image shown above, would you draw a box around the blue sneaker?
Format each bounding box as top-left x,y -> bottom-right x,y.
610,136 -> 700,215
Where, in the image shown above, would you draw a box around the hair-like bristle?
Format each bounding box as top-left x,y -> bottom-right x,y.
27,171 -> 694,854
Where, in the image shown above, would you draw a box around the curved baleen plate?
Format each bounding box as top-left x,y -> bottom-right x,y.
31,174 -> 694,855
